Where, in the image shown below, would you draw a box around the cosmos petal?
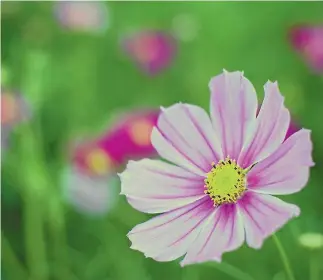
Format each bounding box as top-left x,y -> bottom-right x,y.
238,81 -> 290,168
119,159 -> 206,214
209,70 -> 258,160
151,103 -> 221,175
181,204 -> 244,266
238,192 -> 300,249
119,71 -> 315,266
247,129 -> 314,195
128,197 -> 213,262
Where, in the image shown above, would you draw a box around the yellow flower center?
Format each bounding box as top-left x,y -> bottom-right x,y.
204,156 -> 248,207
86,148 -> 113,175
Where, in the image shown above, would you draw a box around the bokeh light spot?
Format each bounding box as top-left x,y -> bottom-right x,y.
86,148 -> 112,176
128,119 -> 153,146
1,94 -> 18,125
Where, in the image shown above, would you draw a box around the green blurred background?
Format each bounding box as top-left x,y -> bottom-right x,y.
1,1 -> 323,280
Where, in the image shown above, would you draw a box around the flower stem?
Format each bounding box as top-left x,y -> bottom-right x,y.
205,261 -> 255,280
1,233 -> 28,280
19,127 -> 49,280
272,233 -> 295,280
48,194 -> 75,280
24,189 -> 49,280
182,266 -> 199,280
309,252 -> 320,280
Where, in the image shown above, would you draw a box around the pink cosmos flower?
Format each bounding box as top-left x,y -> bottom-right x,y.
71,109 -> 159,176
122,30 -> 176,75
119,71 -> 314,266
289,24 -> 323,72
62,109 -> 159,215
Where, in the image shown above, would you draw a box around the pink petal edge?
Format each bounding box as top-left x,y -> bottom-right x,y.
238,192 -> 300,249
247,129 -> 314,195
127,197 -> 213,262
238,81 -> 290,168
119,158 -> 206,214
151,103 -> 221,176
181,203 -> 244,266
209,70 -> 258,161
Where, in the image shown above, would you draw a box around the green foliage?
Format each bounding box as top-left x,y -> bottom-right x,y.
1,2 -> 323,280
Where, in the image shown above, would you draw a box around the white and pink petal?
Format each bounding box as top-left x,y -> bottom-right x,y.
238,192 -> 300,249
247,129 -> 314,195
209,70 -> 258,161
128,197 -> 213,262
181,203 -> 245,266
119,159 -> 205,214
152,103 -> 222,175
238,81 -> 290,168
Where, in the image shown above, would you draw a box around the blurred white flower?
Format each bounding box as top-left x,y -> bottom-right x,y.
298,232 -> 323,250
62,166 -> 119,216
54,1 -> 109,34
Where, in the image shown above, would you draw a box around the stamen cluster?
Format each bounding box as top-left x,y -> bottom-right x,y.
204,156 -> 247,207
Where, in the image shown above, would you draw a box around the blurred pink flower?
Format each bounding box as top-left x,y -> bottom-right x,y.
63,109 -> 159,215
72,109 -> 159,176
1,90 -> 30,151
1,90 -> 30,126
289,24 -> 323,73
119,71 -> 314,266
54,1 -> 109,33
123,30 -> 176,75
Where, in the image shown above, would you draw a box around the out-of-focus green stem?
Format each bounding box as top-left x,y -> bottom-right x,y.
1,233 -> 28,280
22,50 -> 49,110
22,126 -> 74,280
19,127 -> 49,280
18,49 -> 52,280
310,252 -> 320,280
101,221 -> 151,280
48,194 -> 76,280
272,233 -> 296,280
182,266 -> 199,280
23,189 -> 48,280
205,261 -> 255,280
